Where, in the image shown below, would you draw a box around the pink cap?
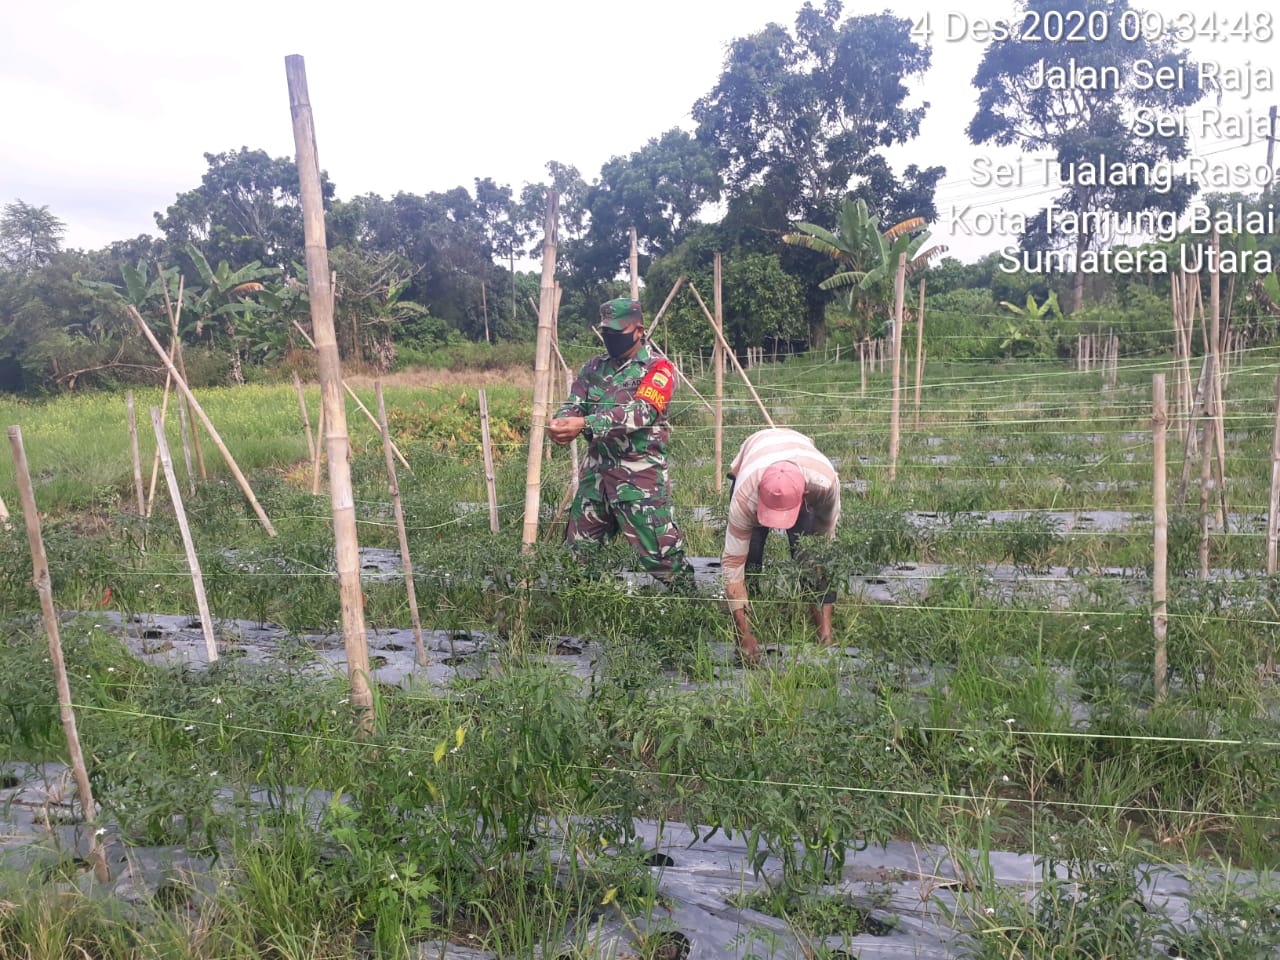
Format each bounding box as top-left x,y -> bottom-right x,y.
757,462 -> 805,529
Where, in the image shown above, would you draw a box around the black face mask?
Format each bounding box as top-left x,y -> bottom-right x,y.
602,328 -> 638,359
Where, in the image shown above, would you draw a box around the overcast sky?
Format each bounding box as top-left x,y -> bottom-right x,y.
2,0 -> 1272,264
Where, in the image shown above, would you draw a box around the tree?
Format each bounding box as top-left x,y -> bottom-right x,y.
1,200 -> 66,274
692,1 -> 940,343
155,148 -> 333,269
968,0 -> 1205,311
577,129 -> 722,288
784,198 -> 946,338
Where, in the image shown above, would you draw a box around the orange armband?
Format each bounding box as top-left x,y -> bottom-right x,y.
634,360 -> 675,413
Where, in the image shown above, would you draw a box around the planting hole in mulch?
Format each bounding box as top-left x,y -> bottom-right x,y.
382,643 -> 405,651
864,578 -> 889,586
645,852 -> 675,867
442,656 -> 471,666
369,655 -> 388,668
140,629 -> 166,640
0,774 -> 20,790
641,931 -> 691,960
153,880 -> 194,909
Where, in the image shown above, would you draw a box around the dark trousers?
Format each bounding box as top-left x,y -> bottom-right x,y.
743,502 -> 836,605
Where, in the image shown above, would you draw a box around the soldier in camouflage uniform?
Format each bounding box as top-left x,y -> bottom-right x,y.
548,298 -> 694,586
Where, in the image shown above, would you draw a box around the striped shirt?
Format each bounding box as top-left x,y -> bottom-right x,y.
722,428 -> 840,611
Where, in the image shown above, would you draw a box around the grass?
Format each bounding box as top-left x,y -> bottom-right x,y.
3,348 -> 1280,956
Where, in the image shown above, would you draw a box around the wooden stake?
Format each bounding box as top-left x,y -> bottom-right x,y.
478,388 -> 500,534
289,320 -> 411,472
713,254 -> 725,495
0,493 -> 10,530
375,383 -> 426,668
1267,372 -> 1280,575
629,226 -> 639,299
126,392 -> 146,514
129,306 -> 277,537
522,190 -> 559,551
913,278 -> 926,429
1208,233 -> 1229,529
286,54 -> 373,730
860,341 -> 866,397
888,252 -> 906,482
687,280 -> 774,427
7,426 -> 110,884
149,408 -> 217,662
1198,410 -> 1213,580
145,335 -> 180,516
1152,375 -> 1169,701
293,371 -> 316,463
645,275 -> 685,339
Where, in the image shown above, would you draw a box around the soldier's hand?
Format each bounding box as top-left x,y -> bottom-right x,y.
548,417 -> 586,445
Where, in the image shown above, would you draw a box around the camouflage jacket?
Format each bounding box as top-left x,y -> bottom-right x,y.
554,344 -> 677,469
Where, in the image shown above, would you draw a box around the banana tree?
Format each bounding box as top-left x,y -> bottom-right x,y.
184,244 -> 282,381
784,198 -> 947,339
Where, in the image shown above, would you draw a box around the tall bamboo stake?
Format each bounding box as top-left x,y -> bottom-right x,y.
687,280 -> 774,427
145,333 -> 182,515
713,254 -> 725,495
913,278 -> 926,429
1208,233 -> 1229,529
888,253 -> 906,482
289,320 -> 411,471
129,306 -> 277,537
375,383 -> 426,668
286,54 -> 372,730
1153,375 -> 1169,701
150,408 -> 217,662
479,388 -> 500,534
522,190 -> 559,551
126,391 -> 145,514
645,275 -> 685,339
293,371 -> 316,463
1198,411 -> 1213,580
860,341 -> 866,397
7,426 -> 110,884
629,226 -> 639,299
1268,372 -> 1280,575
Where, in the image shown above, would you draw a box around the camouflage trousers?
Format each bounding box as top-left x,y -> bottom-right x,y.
565,462 -> 694,585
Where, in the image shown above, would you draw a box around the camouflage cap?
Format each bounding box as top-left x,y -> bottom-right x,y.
599,298 -> 644,331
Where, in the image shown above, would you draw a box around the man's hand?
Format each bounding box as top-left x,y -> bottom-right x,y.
732,608 -> 761,665
548,416 -> 586,445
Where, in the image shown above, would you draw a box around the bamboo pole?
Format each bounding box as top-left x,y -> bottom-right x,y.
145,333 -> 182,515
150,407 -> 217,662
375,383 -> 426,668
687,280 -> 775,428
1198,410 -> 1213,580
888,253 -> 906,482
713,255 -> 724,495
311,402 -> 326,496
0,493 -> 10,530
629,226 -> 639,299
129,306 -> 277,537
159,272 -> 204,480
126,392 -> 146,514
289,320 -> 411,472
7,426 -> 110,884
1209,233 -> 1229,529
478,388 -> 500,534
913,278 -> 926,429
645,275 -> 685,339
176,388 -> 195,496
1153,375 -> 1168,701
293,371 -> 316,463
286,54 -> 372,729
1267,372 -> 1280,575
522,190 -> 559,551
860,341 -> 866,397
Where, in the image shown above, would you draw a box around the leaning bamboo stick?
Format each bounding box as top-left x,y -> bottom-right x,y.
1199,411 -> 1213,580
646,275 -> 685,339
145,333 -> 181,516
126,392 -> 145,514
289,320 -> 410,471
913,278 -> 926,429
522,190 -> 559,551
287,54 -> 372,732
1153,375 -> 1168,701
128,305 -> 277,537
713,255 -> 725,495
150,407 -> 217,663
687,279 -> 775,428
176,389 -> 195,496
158,272 -> 204,480
7,426 -> 110,884
376,383 -> 426,667
629,226 -> 639,299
